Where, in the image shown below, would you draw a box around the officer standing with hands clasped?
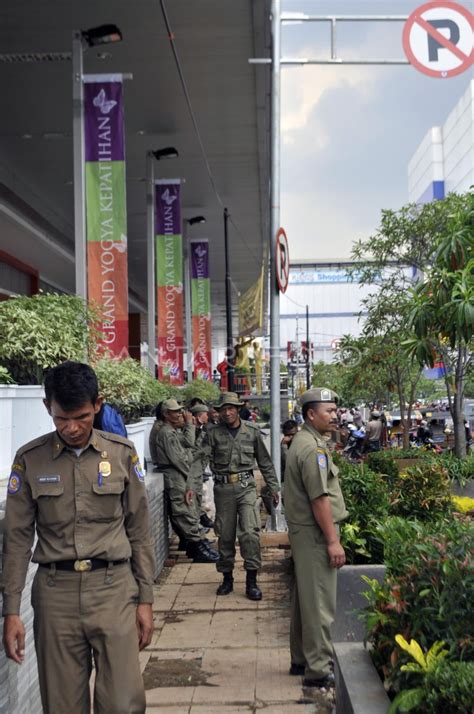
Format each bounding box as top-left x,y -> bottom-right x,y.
284,388 -> 348,689
204,392 -> 280,600
2,361 -> 155,714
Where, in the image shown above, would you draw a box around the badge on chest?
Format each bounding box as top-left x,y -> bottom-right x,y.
98,460 -> 111,487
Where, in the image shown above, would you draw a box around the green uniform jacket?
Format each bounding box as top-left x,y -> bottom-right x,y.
284,423 -> 348,525
155,423 -> 197,486
204,421 -> 280,493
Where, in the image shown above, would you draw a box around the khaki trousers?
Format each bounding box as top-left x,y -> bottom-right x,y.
165,472 -> 201,543
288,523 -> 337,679
31,562 -> 145,714
214,479 -> 261,573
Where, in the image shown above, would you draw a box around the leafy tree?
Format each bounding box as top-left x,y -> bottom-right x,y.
405,191 -> 473,457
349,192 -> 473,452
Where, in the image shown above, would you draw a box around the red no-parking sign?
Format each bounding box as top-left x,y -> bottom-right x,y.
403,1 -> 473,78
275,227 -> 290,293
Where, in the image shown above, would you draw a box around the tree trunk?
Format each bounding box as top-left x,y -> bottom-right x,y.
452,346 -> 467,458
396,368 -> 410,449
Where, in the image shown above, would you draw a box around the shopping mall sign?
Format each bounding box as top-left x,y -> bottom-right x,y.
403,1 -> 473,78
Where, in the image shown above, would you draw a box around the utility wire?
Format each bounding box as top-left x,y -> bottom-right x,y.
158,0 -> 262,266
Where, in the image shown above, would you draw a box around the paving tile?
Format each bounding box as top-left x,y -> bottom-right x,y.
191,706 -> 252,713
153,583 -> 182,612
173,582 -> 217,611
208,610 -> 258,648
166,563 -> 192,584
256,646 -> 301,702
154,612 -> 213,649
146,686 -> 195,706
146,707 -> 191,713
191,647 -> 257,704
257,610 -> 291,649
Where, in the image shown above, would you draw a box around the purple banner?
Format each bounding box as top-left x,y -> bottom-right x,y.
191,240 -> 209,279
84,76 -> 125,162
155,180 -> 181,234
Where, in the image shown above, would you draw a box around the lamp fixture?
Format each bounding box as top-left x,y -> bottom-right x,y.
151,147 -> 179,160
82,24 -> 123,48
187,216 -> 206,225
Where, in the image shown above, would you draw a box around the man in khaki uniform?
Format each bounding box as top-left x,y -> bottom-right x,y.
284,387 -> 348,689
203,392 -> 280,600
2,361 -> 155,714
148,401 -> 164,468
189,403 -> 215,529
155,399 -> 218,563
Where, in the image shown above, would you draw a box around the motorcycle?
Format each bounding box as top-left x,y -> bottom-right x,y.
343,424 -> 366,461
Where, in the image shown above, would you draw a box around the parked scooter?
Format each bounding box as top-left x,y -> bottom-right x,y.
343,424 -> 366,461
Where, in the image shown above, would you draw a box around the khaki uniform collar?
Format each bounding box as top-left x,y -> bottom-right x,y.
52,429 -> 103,460
302,422 -> 327,446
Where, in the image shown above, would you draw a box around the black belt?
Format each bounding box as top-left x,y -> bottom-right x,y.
214,471 -> 254,484
40,558 -> 129,573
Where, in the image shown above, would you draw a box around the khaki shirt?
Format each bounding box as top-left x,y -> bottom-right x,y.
366,419 -> 383,442
284,423 -> 348,526
204,421 -> 280,493
2,429 -> 156,616
155,423 -> 195,483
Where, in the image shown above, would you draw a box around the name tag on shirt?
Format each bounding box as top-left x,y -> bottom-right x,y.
37,475 -> 61,484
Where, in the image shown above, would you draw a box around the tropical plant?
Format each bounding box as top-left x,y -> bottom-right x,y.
366,450 -> 399,484
390,463 -> 452,521
179,378 -> 221,405
93,357 -> 175,422
0,293 -> 102,384
388,636 -> 449,713
0,365 -> 15,384
423,660 -> 474,713
361,517 -> 474,690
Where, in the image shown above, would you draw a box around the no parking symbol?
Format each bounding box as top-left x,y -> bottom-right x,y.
403,1 -> 473,77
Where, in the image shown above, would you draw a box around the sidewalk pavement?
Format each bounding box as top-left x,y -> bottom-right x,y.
140,537 -> 335,713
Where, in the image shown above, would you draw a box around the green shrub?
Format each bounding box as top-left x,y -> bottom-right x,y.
337,459 -> 390,563
424,660 -> 474,713
0,293 -> 102,384
435,451 -> 474,486
390,463 -> 452,520
0,366 -> 15,384
179,379 -> 221,406
93,357 -> 175,423
366,450 -> 399,483
361,517 -> 474,691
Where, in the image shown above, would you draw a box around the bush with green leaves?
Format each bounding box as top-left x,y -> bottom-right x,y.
336,457 -> 390,563
434,451 -> 474,486
178,379 -> 221,406
0,366 -> 15,384
361,517 -> 474,692
0,293 -> 101,384
93,357 -> 175,423
366,450 -> 399,484
423,660 -> 474,713
390,462 -> 452,521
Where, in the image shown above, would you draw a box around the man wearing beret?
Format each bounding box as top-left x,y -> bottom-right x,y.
202,392 -> 280,600
284,388 -> 348,689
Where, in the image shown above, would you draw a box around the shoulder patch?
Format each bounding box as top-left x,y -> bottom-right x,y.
316,449 -> 328,470
8,471 -> 22,495
133,461 -> 145,482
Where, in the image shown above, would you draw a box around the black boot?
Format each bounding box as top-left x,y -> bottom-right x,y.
246,570 -> 262,601
177,538 -> 188,551
186,541 -> 219,563
216,572 -> 234,596
200,513 -> 215,529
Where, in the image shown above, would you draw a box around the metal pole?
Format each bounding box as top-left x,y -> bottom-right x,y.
270,0 -> 282,526
184,223 -> 193,380
146,152 -> 156,375
72,30 -> 87,300
306,304 -> 311,389
224,207 -> 234,392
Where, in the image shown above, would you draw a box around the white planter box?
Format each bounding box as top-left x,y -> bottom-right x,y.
0,386 -> 53,481
124,420 -> 148,471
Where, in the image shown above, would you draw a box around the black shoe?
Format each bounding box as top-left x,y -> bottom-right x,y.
186,541 -> 219,563
245,570 -> 262,601
303,673 -> 335,689
177,538 -> 188,551
289,663 -> 305,676
200,513 -> 215,529
216,572 -> 234,596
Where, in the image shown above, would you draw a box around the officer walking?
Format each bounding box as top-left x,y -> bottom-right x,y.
204,392 -> 280,600
284,388 -> 348,689
2,361 -> 155,714
155,399 -> 218,563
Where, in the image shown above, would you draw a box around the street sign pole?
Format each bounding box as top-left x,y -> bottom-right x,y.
270,0 -> 282,531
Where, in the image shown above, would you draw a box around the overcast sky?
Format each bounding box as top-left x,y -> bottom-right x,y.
280,0 -> 473,261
